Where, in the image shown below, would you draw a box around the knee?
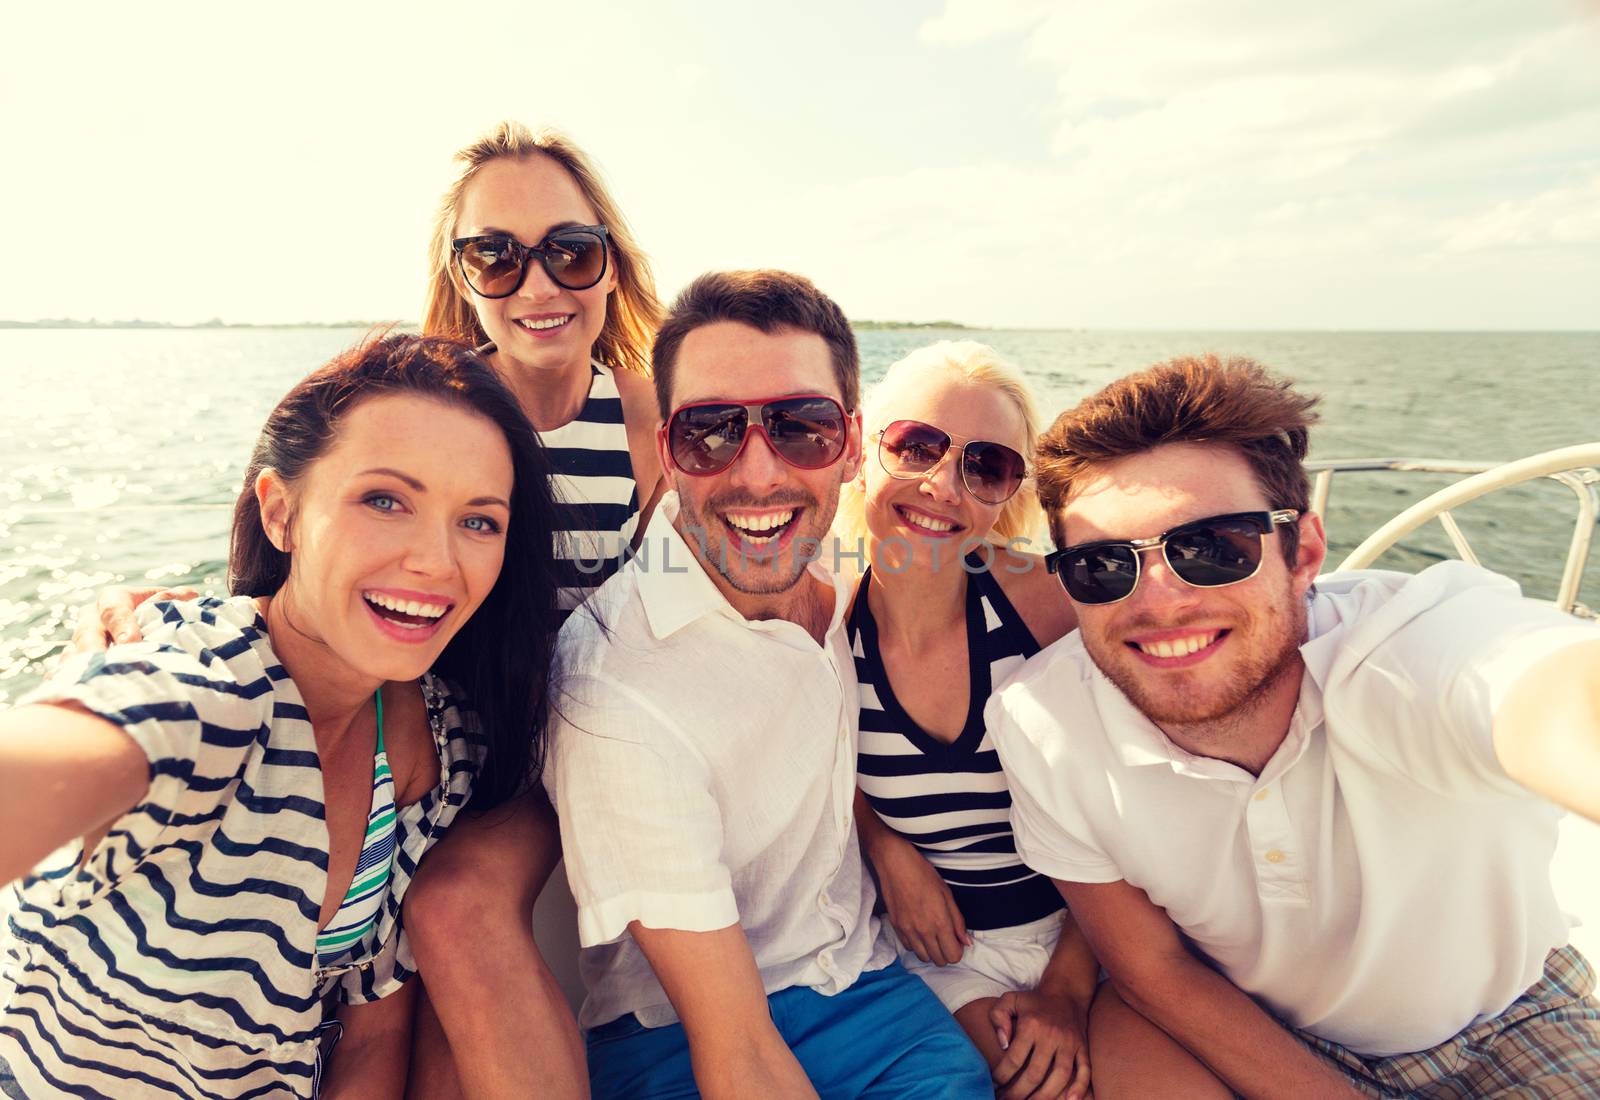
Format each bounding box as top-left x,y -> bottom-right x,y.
405,836 -> 543,955
1087,981 -> 1231,1100
1088,981 -> 1142,1048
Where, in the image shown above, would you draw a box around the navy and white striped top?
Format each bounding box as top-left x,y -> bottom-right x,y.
852,555 -> 1065,932
538,362 -> 642,614
1,597 -> 483,1099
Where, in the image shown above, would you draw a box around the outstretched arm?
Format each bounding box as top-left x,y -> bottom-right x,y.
630,922 -> 818,1100
1060,879 -> 1361,1100
0,702 -> 148,885
1494,638 -> 1600,822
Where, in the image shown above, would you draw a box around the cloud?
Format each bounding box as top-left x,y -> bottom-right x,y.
1442,174 -> 1600,251
917,0 -> 1056,44
887,0 -> 1600,325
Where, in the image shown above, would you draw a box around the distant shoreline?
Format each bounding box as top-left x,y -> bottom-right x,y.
0,318 -> 973,332
3,320 -> 1594,335
0,319 -> 409,331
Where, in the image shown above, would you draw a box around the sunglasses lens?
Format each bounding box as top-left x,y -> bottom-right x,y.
879,420 -> 950,476
763,397 -> 848,469
1060,546 -> 1141,604
669,404 -> 748,475
962,441 -> 1026,504
1166,517 -> 1266,587
458,238 -> 526,298
541,230 -> 607,290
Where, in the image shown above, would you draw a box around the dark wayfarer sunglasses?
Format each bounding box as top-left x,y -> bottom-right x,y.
451,225 -> 611,298
1045,510 -> 1301,605
665,395 -> 851,476
877,419 -> 1028,506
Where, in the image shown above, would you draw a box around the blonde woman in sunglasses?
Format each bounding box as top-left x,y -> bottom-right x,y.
832,341 -> 1104,1099
403,122 -> 671,1098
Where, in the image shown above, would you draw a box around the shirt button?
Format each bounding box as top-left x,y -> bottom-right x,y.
1264,849 -> 1287,864
1254,788 -> 1271,801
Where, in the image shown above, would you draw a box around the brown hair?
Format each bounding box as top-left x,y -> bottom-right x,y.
651,269 -> 860,418
231,333 -> 561,807
1034,354 -> 1320,562
421,121 -> 663,377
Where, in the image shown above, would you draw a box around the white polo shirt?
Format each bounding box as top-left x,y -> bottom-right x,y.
545,493 -> 895,1030
989,562 -> 1598,1056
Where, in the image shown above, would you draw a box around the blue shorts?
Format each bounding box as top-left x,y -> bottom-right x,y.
585,959 -> 993,1099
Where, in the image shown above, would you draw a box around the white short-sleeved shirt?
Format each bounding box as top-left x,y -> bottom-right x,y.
989,562 -> 1598,1056
0,596 -> 482,1098
545,493 -> 895,1030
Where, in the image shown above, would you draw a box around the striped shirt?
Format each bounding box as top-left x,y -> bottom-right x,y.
852,555 -> 1064,931
1,596 -> 482,1099
538,362 -> 642,614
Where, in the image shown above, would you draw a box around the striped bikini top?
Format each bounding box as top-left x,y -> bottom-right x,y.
538,361 -> 642,615
315,689 -> 398,964
852,555 -> 1065,931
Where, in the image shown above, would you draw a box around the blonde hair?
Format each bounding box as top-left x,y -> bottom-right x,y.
421,121 -> 663,377
835,340 -> 1045,550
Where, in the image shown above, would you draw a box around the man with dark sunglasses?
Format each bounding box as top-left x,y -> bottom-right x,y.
987,355 -> 1600,1098
543,269 -> 994,1099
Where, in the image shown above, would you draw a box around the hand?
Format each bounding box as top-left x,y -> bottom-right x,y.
991,989 -> 1091,1100
68,586 -> 197,652
869,832 -> 971,966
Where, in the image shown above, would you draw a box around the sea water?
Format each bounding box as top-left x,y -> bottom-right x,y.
2,326 -> 1597,956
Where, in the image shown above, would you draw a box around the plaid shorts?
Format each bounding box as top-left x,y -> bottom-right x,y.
1299,944 -> 1600,1098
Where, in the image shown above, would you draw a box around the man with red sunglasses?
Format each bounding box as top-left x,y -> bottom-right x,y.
543,269 -> 994,1099
988,356 -> 1600,1097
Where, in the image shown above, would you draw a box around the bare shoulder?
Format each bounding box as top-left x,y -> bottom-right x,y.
611,364 -> 660,427
609,366 -> 666,520
987,544 -> 1077,648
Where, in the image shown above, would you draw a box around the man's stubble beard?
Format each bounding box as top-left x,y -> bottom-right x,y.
673,478 -> 843,597
1084,589 -> 1308,747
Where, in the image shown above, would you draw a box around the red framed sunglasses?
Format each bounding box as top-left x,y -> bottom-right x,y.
664,394 -> 851,476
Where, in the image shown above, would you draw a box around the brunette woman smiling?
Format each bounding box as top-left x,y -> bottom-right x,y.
73,122 -> 664,1098
0,335 -> 559,1099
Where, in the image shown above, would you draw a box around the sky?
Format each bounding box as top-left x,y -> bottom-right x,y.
3,0 -> 1597,330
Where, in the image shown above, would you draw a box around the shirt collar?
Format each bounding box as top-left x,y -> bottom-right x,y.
1297,584 -> 1351,694
634,492 -> 848,643
1093,673 -> 1252,780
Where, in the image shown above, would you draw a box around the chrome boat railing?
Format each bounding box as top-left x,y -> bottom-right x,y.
1306,443 -> 1600,619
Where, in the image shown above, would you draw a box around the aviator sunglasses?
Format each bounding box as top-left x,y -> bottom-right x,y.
1045,509 -> 1301,605
877,419 -> 1028,505
451,225 -> 610,298
665,395 -> 851,476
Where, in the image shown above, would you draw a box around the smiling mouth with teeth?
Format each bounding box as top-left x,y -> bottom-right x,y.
723,508 -> 798,546
363,591 -> 452,629
517,315 -> 571,332
897,505 -> 959,534
1130,630 -> 1223,659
